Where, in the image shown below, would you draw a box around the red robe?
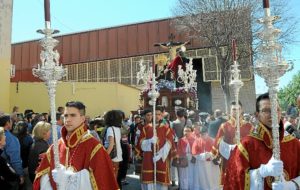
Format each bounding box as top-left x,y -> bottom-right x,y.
135,122 -> 149,159
138,120 -> 176,185
192,135 -> 214,156
224,122 -> 300,190
177,135 -> 195,157
212,117 -> 253,184
33,124 -> 119,190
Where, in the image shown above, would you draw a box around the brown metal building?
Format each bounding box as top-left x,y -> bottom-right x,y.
11,18 -> 207,82
10,17 -> 256,113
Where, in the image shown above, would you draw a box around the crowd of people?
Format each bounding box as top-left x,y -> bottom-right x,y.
1,93 -> 300,189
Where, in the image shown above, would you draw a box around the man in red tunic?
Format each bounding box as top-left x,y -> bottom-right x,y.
33,101 -> 119,190
211,101 -> 253,186
224,93 -> 300,190
138,106 -> 176,190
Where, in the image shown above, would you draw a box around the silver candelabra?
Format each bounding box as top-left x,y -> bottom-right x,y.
229,63 -> 244,144
177,58 -> 197,91
255,2 -> 289,166
229,39 -> 244,144
136,58 -> 160,189
136,59 -> 151,90
148,72 -> 160,190
177,58 -> 198,109
32,25 -> 67,170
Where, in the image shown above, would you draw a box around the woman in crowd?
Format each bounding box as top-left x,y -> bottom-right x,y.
15,121 -> 33,169
28,121 -> 51,182
88,119 -> 101,141
118,117 -> 130,186
15,121 -> 33,190
104,110 -> 123,189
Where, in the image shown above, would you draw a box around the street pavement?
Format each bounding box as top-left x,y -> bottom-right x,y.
123,164 -> 179,190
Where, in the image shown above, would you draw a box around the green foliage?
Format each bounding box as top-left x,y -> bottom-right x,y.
278,70 -> 300,110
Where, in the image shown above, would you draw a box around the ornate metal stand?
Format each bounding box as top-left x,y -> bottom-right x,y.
177,58 -> 197,91
136,59 -> 151,90
177,58 -> 198,109
137,60 -> 160,189
229,39 -> 244,144
255,0 -> 289,177
32,0 -> 66,174
148,72 -> 160,190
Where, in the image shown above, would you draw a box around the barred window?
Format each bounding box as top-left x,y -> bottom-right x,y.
109,59 -> 119,82
88,62 -> 97,82
98,61 -> 109,82
120,58 -> 131,84
203,56 -> 220,81
62,48 -> 252,85
77,63 -> 87,82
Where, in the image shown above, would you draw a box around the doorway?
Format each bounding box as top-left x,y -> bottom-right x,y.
192,58 -> 212,113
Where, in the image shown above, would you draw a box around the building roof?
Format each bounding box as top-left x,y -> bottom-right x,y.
11,17 -> 207,82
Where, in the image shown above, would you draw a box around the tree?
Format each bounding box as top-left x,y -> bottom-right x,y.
278,71 -> 300,111
171,0 -> 299,112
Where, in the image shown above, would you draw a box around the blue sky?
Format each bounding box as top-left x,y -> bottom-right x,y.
12,0 -> 300,94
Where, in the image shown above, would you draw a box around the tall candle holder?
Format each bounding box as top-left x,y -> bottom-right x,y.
147,72 -> 160,190
136,59 -> 151,90
177,58 -> 197,91
229,39 -> 244,144
255,0 -> 289,172
177,58 -> 198,109
32,0 -> 67,176
136,58 -> 160,189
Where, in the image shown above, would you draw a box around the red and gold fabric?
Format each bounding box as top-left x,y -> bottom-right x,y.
138,120 -> 176,185
33,124 -> 119,190
223,122 -> 300,190
211,117 -> 253,185
135,123 -> 149,160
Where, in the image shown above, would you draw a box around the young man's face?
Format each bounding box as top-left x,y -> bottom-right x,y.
134,117 -> 141,124
155,110 -> 163,122
63,107 -> 85,135
183,127 -> 192,137
145,112 -> 152,123
257,99 -> 281,129
230,104 -> 242,119
193,125 -> 200,135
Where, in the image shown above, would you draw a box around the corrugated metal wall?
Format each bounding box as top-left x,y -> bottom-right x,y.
11,18 -> 205,82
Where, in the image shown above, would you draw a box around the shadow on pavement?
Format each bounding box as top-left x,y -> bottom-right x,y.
122,164 -> 179,190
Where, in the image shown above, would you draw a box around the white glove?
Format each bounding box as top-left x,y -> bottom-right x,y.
52,164 -> 68,184
52,165 -> 72,190
272,176 -> 296,190
258,157 -> 283,178
150,136 -> 158,144
52,165 -> 92,190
